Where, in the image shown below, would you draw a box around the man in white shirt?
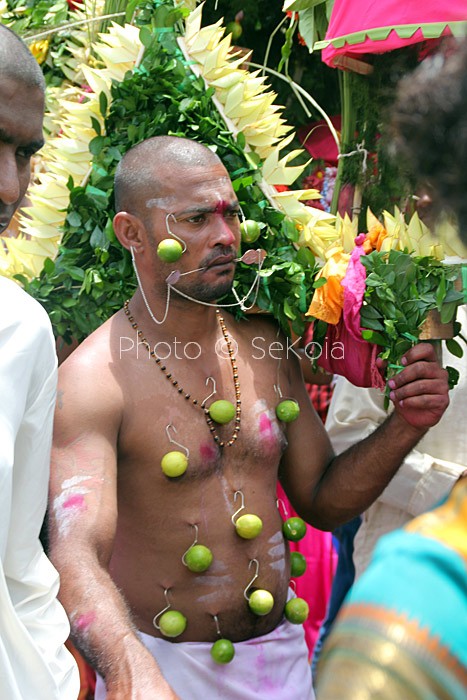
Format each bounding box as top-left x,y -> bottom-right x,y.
325,305 -> 467,578
0,25 -> 79,699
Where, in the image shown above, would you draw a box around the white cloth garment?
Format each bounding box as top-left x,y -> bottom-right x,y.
325,304 -> 467,578
95,618 -> 315,700
0,277 -> 79,699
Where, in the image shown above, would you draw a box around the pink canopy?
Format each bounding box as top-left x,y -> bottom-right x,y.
317,2 -> 467,69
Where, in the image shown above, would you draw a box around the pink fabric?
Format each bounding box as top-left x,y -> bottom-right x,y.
276,484 -> 337,659
316,318 -> 384,388
316,236 -> 385,389
322,1 -> 464,66
342,233 -> 368,344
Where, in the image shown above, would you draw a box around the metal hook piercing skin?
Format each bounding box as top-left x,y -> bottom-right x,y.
201,376 -> 217,408
273,384 -> 283,400
231,490 -> 245,525
243,559 -> 260,600
276,498 -> 289,520
152,588 -> 172,630
165,424 -> 190,458
165,213 -> 188,253
181,524 -> 199,566
213,614 -> 222,637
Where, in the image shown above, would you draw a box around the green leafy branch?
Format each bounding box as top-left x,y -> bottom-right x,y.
360,249 -> 464,391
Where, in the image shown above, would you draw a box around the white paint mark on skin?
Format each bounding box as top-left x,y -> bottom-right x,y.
193,574 -> 233,587
268,530 -> 283,545
61,474 -> 95,490
53,481 -> 92,538
146,195 -> 177,210
196,590 -> 223,604
218,474 -> 236,513
270,559 -> 286,573
268,543 -> 285,559
252,399 -> 283,442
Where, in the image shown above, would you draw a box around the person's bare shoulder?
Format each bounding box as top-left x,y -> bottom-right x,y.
233,312 -> 284,347
57,312 -> 125,428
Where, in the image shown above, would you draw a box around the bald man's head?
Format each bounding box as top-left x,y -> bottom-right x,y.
0,25 -> 46,91
114,136 -> 224,216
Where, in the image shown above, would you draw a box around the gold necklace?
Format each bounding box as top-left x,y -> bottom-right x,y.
123,301 -> 241,447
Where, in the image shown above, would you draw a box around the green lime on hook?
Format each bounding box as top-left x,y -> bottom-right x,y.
209,399 -> 235,424
211,638 -> 235,664
276,400 -> 300,423
158,610 -> 187,638
157,238 -> 183,262
161,450 -> 188,478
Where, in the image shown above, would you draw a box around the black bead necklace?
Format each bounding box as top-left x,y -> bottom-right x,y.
123,300 -> 241,447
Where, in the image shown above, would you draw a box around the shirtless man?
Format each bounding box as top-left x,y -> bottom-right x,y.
49,136 -> 449,700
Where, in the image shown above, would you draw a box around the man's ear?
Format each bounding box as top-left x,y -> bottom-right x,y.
113,211 -> 145,253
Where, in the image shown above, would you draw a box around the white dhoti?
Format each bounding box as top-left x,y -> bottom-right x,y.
95,618 -> 315,699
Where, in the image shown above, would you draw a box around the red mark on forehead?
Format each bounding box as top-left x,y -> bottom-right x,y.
214,200 -> 232,215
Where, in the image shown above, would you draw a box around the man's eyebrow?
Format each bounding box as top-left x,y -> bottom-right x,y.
0,127 -> 44,152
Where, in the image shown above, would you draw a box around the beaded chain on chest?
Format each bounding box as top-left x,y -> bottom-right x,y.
123,300 -> 241,447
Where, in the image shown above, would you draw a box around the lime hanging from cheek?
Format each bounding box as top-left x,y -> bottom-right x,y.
240,219 -> 261,243
157,239 -> 183,262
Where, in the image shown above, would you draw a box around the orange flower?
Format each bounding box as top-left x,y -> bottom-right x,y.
306,248 -> 350,325
364,220 -> 388,252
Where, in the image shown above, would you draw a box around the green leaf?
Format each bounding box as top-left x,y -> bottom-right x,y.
89,135 -> 106,156
361,329 -> 387,346
66,211 -> 82,228
99,91 -> 108,118
440,301 -> 458,324
446,365 -> 460,389
43,257 -> 55,275
90,116 -> 102,136
446,338 -> 464,358
313,277 -> 327,289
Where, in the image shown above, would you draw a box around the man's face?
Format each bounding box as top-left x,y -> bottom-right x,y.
146,162 -> 241,302
0,76 -> 44,233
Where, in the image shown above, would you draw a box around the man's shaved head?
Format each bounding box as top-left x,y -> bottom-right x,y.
0,25 -> 46,91
114,136 -> 224,215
